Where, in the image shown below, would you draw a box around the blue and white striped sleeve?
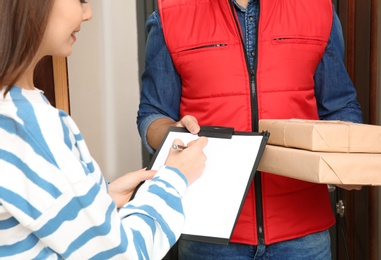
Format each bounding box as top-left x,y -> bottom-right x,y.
118,166 -> 187,259
0,89 -> 189,259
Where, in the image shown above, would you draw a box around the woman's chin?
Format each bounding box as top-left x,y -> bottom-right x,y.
53,49 -> 73,58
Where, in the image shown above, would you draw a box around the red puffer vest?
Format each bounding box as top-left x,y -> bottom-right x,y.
159,0 -> 335,245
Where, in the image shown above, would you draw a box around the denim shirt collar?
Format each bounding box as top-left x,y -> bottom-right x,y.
232,0 -> 254,12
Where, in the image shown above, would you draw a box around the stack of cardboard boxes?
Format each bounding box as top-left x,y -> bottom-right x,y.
258,119 -> 381,185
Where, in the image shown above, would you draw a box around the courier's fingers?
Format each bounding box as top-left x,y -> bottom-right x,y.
336,184 -> 362,191
176,115 -> 200,134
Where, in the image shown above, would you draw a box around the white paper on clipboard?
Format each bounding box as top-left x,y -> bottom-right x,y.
135,126 -> 269,244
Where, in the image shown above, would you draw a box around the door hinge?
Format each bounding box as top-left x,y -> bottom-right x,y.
336,200 -> 345,217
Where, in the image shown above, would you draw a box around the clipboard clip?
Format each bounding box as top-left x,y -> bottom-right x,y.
198,126 -> 234,139
261,130 -> 271,139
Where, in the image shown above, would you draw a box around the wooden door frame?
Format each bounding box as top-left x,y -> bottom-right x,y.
335,0 -> 379,259
52,57 -> 70,114
34,56 -> 70,114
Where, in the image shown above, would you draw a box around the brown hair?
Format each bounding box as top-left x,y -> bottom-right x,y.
0,0 -> 54,95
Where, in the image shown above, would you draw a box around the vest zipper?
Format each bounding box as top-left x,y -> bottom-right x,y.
229,0 -> 265,246
252,2 -> 265,246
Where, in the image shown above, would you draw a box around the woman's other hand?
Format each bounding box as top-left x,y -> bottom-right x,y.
108,169 -> 156,208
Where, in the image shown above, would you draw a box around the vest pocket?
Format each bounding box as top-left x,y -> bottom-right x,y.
178,43 -> 228,53
272,37 -> 325,46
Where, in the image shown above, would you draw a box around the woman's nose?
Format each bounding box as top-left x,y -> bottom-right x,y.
83,3 -> 93,21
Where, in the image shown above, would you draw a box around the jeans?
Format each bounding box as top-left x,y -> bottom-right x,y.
178,230 -> 331,260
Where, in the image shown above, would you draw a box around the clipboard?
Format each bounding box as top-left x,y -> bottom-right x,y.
133,126 -> 269,245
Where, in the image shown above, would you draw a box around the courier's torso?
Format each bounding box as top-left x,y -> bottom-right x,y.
159,0 -> 335,245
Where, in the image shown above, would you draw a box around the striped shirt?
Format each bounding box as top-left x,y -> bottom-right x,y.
0,87 -> 187,259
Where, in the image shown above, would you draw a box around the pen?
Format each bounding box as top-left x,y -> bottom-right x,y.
172,144 -> 188,150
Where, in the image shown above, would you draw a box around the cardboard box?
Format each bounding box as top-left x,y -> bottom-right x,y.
259,119 -> 381,153
257,145 -> 381,185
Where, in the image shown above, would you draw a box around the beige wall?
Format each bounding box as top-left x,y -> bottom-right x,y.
67,1 -> 142,181
376,2 -> 381,258
376,79 -> 380,259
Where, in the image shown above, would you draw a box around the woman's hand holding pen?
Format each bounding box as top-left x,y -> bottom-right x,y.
165,137 -> 208,185
108,128 -> 207,207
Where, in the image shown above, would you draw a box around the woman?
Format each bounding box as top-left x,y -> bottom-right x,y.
0,0 -> 207,259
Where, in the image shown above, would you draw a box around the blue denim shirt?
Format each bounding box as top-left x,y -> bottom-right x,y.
137,0 -> 362,153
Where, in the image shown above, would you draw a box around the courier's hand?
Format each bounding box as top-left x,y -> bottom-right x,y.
336,184 -> 362,191
175,115 -> 200,134
108,169 -> 156,208
165,137 -> 208,185
147,116 -> 200,151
